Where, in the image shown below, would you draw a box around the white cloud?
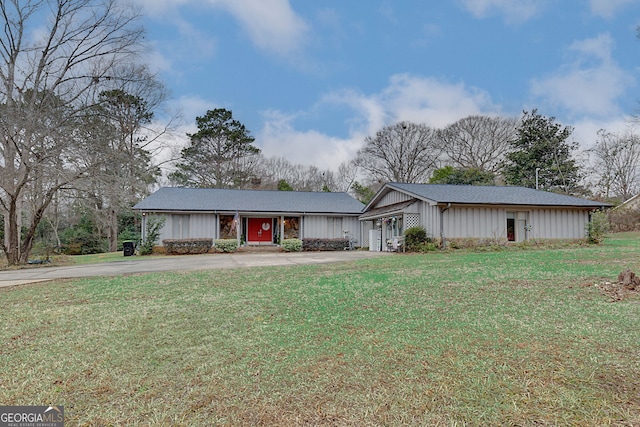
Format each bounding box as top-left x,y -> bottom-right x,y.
458,0 -> 542,23
257,111 -> 365,171
157,77 -> 638,176
134,0 -> 191,17
380,74 -> 500,127
134,0 -> 219,79
572,116 -> 634,149
324,74 -> 501,131
135,0 -> 309,71
147,95 -> 210,176
378,1 -> 398,24
255,72 -> 638,172
589,0 -> 638,19
257,74 -> 503,170
208,0 -> 309,56
321,89 -> 388,137
530,33 -> 635,118
167,95 -> 216,128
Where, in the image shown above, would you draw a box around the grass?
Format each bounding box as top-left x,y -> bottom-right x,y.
1,235 -> 640,426
68,251 -> 166,265
59,251 -> 130,265
0,251 -> 156,269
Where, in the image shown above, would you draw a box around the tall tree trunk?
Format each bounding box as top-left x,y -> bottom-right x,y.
5,197 -> 21,265
108,208 -> 118,252
0,0 -> 146,265
18,187 -> 61,265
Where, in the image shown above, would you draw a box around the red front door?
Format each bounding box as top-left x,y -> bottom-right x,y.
248,218 -> 273,243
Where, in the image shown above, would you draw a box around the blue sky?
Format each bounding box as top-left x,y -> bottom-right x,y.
135,0 -> 640,171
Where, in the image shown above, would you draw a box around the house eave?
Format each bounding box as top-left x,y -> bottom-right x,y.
359,199 -> 417,220
434,202 -> 609,210
135,208 -> 361,216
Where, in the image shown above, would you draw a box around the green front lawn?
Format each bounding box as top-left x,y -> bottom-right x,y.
1,235 -> 639,425
69,251 -> 166,265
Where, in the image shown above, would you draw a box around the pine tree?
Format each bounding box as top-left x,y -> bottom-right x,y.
170,108 -> 260,188
503,110 -> 583,194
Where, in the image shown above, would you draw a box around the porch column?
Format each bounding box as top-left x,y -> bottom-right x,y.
235,213 -> 240,245
280,215 -> 285,244
141,213 -> 147,242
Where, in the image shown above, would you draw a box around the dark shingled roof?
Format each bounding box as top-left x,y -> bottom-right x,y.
133,187 -> 365,214
383,183 -> 610,208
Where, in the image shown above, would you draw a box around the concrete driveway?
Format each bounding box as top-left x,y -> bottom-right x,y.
0,250 -> 390,288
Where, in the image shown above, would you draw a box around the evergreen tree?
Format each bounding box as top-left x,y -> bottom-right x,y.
502,110 -> 582,194
351,182 -> 376,204
277,179 -> 294,191
170,108 -> 260,188
429,166 -> 496,185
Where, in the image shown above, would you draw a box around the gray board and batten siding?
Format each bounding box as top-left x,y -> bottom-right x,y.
134,184 -> 610,250
133,187 -> 365,245
361,183 -> 610,246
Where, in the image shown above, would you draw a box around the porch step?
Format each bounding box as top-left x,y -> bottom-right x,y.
238,245 -> 282,253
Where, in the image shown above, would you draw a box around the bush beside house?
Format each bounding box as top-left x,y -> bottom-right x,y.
214,239 -> 239,253
163,238 -> 213,255
303,238 -> 350,251
281,239 -> 303,252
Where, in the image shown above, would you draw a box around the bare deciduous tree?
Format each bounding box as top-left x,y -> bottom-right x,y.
589,129 -> 640,201
437,115 -> 517,173
77,65 -> 171,251
335,160 -> 359,192
254,156 -> 351,192
355,121 -> 441,184
0,0 -> 145,265
255,156 -> 294,189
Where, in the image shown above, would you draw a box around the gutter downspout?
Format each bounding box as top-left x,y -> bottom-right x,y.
440,203 -> 451,249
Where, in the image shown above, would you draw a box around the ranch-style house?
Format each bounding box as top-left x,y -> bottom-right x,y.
361,183 -> 610,250
134,183 -> 610,251
133,187 -> 365,247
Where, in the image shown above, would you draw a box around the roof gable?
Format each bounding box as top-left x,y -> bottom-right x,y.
368,183 -> 610,209
620,194 -> 640,209
134,187 -> 365,214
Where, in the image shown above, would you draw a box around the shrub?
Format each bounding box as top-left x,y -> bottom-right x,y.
608,207 -> 640,232
140,216 -> 165,255
163,238 -> 213,255
214,239 -> 239,253
416,241 -> 439,252
281,238 -> 302,252
303,238 -> 349,251
60,213 -> 107,255
404,226 -> 429,252
448,238 -> 507,250
61,237 -> 107,255
586,210 -> 610,244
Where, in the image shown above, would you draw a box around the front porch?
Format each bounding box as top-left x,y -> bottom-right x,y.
218,214 -> 301,245
359,200 -> 420,252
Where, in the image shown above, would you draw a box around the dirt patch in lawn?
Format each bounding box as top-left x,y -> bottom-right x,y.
595,269 -> 640,302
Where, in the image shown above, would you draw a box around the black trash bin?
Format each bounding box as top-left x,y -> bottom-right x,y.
123,240 -> 135,257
